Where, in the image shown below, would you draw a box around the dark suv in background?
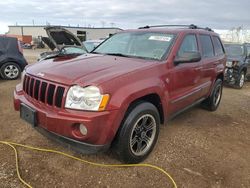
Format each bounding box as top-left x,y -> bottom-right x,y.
224,43 -> 250,88
14,24 -> 226,163
0,36 -> 27,80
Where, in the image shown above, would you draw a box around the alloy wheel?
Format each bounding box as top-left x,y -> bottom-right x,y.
4,64 -> 19,79
129,114 -> 157,156
239,73 -> 245,88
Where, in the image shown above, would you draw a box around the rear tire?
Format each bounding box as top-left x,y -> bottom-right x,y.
201,79 -> 223,111
0,62 -> 21,80
235,71 -> 245,89
113,102 -> 160,163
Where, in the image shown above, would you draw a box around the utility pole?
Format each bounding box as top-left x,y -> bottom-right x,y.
21,26 -> 24,37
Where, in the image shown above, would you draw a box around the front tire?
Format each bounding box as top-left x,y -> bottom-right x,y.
113,102 -> 160,163
0,62 -> 21,80
201,79 -> 223,111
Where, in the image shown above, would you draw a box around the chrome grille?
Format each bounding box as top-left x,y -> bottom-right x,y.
23,75 -> 65,108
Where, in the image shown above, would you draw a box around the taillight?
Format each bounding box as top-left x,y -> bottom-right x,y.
17,40 -> 23,54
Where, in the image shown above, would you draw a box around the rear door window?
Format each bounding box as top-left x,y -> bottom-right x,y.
200,35 -> 214,58
212,36 -> 224,56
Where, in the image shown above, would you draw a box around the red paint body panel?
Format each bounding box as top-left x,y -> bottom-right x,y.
14,84 -> 120,145
14,28 -> 226,148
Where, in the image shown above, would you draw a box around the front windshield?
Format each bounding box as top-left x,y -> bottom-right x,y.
83,41 -> 101,52
93,32 -> 175,60
61,47 -> 86,55
224,44 -> 245,57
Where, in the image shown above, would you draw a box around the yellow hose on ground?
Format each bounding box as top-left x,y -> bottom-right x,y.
0,141 -> 177,188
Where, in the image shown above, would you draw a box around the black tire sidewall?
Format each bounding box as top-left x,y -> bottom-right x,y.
114,102 -> 160,163
0,62 -> 21,80
202,79 -> 223,111
210,79 -> 223,111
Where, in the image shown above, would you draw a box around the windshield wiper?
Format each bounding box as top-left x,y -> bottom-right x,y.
104,53 -> 131,57
91,51 -> 101,54
91,52 -> 158,60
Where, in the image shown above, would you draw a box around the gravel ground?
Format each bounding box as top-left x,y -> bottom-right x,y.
0,49 -> 250,188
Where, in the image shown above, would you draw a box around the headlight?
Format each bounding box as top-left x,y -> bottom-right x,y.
232,61 -> 239,66
21,70 -> 26,90
226,61 -> 232,67
21,70 -> 26,82
65,85 -> 109,111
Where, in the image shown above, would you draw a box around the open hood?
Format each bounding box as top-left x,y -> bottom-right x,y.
41,36 -> 56,51
44,26 -> 86,51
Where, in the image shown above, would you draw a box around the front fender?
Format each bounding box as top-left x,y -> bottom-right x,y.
104,76 -> 168,136
238,64 -> 247,73
111,78 -> 167,110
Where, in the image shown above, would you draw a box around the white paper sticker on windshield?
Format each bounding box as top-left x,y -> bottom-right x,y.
148,36 -> 172,42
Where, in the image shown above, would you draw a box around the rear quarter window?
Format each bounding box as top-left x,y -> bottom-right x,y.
199,34 -> 214,58
212,36 -> 224,56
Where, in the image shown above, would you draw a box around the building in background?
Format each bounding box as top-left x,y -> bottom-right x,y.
7,25 -> 250,44
6,25 -> 122,42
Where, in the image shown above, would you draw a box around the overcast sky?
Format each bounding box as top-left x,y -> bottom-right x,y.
0,0 -> 249,34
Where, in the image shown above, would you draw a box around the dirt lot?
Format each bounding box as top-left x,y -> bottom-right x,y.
0,49 -> 250,188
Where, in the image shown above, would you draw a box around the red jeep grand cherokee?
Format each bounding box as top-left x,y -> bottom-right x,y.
14,24 -> 226,163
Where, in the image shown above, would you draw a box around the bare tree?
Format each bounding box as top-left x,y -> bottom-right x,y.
101,21 -> 106,28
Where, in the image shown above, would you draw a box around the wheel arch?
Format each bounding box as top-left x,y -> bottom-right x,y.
216,72 -> 224,81
122,93 -> 165,125
241,66 -> 247,75
0,58 -> 24,71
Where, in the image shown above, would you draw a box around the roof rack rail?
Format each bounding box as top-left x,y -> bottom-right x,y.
138,24 -> 213,32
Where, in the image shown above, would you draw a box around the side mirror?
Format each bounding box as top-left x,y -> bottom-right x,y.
174,51 -> 201,64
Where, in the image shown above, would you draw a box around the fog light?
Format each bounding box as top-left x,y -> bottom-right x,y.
79,124 -> 88,136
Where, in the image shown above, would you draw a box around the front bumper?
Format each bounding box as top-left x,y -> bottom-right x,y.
14,84 -> 120,153
35,126 -> 109,154
224,67 -> 239,85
